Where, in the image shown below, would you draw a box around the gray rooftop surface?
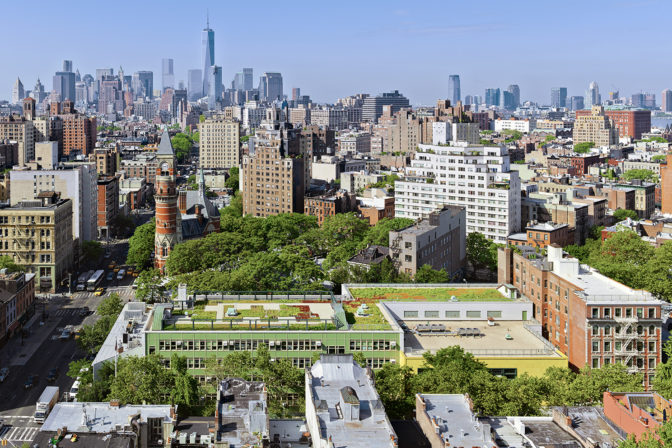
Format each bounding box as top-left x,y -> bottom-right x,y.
42,402 -> 173,433
418,394 -> 493,446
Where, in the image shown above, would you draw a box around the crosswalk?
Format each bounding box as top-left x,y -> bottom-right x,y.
53,308 -> 83,317
0,425 -> 39,443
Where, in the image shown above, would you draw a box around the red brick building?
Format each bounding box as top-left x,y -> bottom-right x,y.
569,154 -> 601,174
575,109 -> 651,140
0,272 -> 36,346
97,176 -> 119,239
499,245 -> 662,388
603,392 -> 672,442
304,191 -> 356,226
660,154 -> 672,214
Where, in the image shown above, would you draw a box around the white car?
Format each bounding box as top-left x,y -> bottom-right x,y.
0,367 -> 8,382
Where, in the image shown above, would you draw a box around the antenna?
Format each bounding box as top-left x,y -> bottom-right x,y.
207,10 -> 209,28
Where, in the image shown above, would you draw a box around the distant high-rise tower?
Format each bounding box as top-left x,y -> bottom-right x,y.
53,70 -> 76,102
662,89 -> 672,113
207,66 -> 222,109
132,71 -> 154,99
162,58 -> 174,92
586,81 -> 600,108
571,96 -> 585,111
485,88 -> 500,107
243,68 -> 253,91
201,17 -> 215,98
187,69 -> 202,101
292,88 -> 300,101
507,84 -> 520,108
154,128 -> 181,271
62,60 -> 73,73
551,87 -> 567,108
31,78 -> 46,104
448,75 -> 460,105
259,72 -> 283,101
11,77 -> 24,104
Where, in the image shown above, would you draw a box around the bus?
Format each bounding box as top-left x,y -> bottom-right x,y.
76,270 -> 94,291
86,270 -> 105,291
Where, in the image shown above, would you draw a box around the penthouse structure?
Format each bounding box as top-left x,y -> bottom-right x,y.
498,244 -> 663,388
395,143 -> 521,243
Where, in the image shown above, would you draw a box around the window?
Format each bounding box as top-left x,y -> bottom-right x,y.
615,308 -> 622,317
592,341 -> 599,352
403,311 -> 418,318
445,311 -> 460,318
489,368 -> 517,379
592,358 -> 600,368
604,308 -> 611,317
649,308 -> 656,318
649,341 -> 656,352
604,341 -> 611,352
424,311 -> 439,318
487,311 -> 502,318
626,308 -> 633,317
466,311 -> 481,318
615,341 -> 622,351
637,308 -> 643,318
592,308 -> 599,318
592,326 -> 599,336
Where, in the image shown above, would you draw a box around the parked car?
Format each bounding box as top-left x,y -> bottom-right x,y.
24,374 -> 38,389
59,329 -> 71,340
46,368 -> 58,383
106,272 -> 114,281
0,367 -> 8,382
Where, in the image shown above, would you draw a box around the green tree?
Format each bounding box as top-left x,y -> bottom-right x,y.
126,219 -> 155,270
225,167 -> 239,192
135,269 -> 165,302
652,154 -> 667,162
414,264 -> 451,283
171,133 -> 193,163
574,141 -> 595,153
623,169 -> 658,183
169,354 -> 200,408
568,364 -> 643,405
221,192 -> 243,218
0,255 -> 25,272
643,242 -> 672,301
613,208 -> 639,221
653,340 -> 672,398
77,315 -> 116,354
587,230 -> 653,288
108,355 -> 175,404
98,293 -> 124,317
374,363 -> 416,418
466,232 -> 499,271
363,217 -> 415,246
82,241 -> 104,263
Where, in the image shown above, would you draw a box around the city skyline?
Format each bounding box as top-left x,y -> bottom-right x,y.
2,0 -> 671,105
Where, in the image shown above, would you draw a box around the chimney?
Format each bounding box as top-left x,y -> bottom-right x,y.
110,399 -> 120,408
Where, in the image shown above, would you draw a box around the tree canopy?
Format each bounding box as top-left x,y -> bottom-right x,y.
623,169 -> 658,183
126,219 -> 155,270
171,133 -> 194,163
613,208 -> 639,221
0,255 -> 25,273
574,141 -> 594,153
466,232 -> 500,271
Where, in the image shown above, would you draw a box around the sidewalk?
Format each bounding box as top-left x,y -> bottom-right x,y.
1,304 -> 63,368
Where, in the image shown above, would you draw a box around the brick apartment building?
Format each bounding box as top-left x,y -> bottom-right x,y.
508,222 -> 572,249
304,191 -> 356,226
576,109 -> 651,140
660,154 -> 672,214
97,176 -> 119,239
603,391 -> 672,442
499,245 -> 663,388
0,271 -> 36,346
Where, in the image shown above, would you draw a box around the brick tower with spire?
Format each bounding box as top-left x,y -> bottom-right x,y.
154,128 -> 182,271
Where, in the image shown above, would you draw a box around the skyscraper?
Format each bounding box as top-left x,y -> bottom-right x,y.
11,77 -> 24,104
243,68 -> 253,91
132,71 -> 154,99
570,96 -> 585,111
201,18 -> 215,98
485,88 -> 500,107
501,91 -> 515,110
162,58 -> 174,92
448,75 -> 460,105
662,89 -> 672,113
207,66 -> 222,110
586,81 -> 600,107
62,60 -> 73,73
187,69 -> 202,101
260,72 -> 283,101
292,88 -> 301,101
53,71 -> 76,102
551,87 -> 567,108
507,85 -> 520,108
31,78 -> 46,104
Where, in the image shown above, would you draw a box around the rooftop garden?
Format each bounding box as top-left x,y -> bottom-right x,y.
343,298 -> 391,330
349,287 -> 508,302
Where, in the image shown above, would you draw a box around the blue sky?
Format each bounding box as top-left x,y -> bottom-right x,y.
2,0 -> 670,105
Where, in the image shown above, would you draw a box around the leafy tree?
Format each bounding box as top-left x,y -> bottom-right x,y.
169,354 -> 200,407
98,293 -> 124,317
77,315 -> 116,354
653,340 -> 672,398
126,219 -> 155,270
574,141 -> 595,153
568,364 -> 643,405
623,169 -> 658,183
643,242 -> 672,301
374,363 -> 416,418
363,217 -> 415,246
82,241 -> 104,263
652,154 -> 667,162
225,167 -> 239,192
613,208 -> 639,221
108,355 -> 176,404
0,255 -> 25,273
466,232 -> 499,271
171,133 -> 193,163
221,191 -> 243,218
240,135 -> 250,143
135,269 -> 165,302
414,264 -> 451,283
586,230 -> 653,288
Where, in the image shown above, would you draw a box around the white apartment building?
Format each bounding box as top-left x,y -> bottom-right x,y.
242,103 -> 266,130
310,108 -> 348,130
395,143 -> 521,242
10,164 -> 98,242
198,116 -> 241,169
432,122 -> 480,145
494,119 -> 535,133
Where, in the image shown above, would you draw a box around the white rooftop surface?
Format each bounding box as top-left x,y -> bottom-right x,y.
42,402 -> 173,433
308,356 -> 397,448
92,302 -> 148,375
419,394 -> 493,447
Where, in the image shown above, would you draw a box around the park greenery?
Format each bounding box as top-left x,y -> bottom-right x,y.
623,168 -> 658,183
160,212 -> 457,292
171,133 -> 195,163
126,219 -> 155,270
466,232 -> 501,271
565,229 -> 672,301
226,167 -> 239,192
501,129 -> 523,142
613,208 -> 639,221
573,141 -> 594,153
